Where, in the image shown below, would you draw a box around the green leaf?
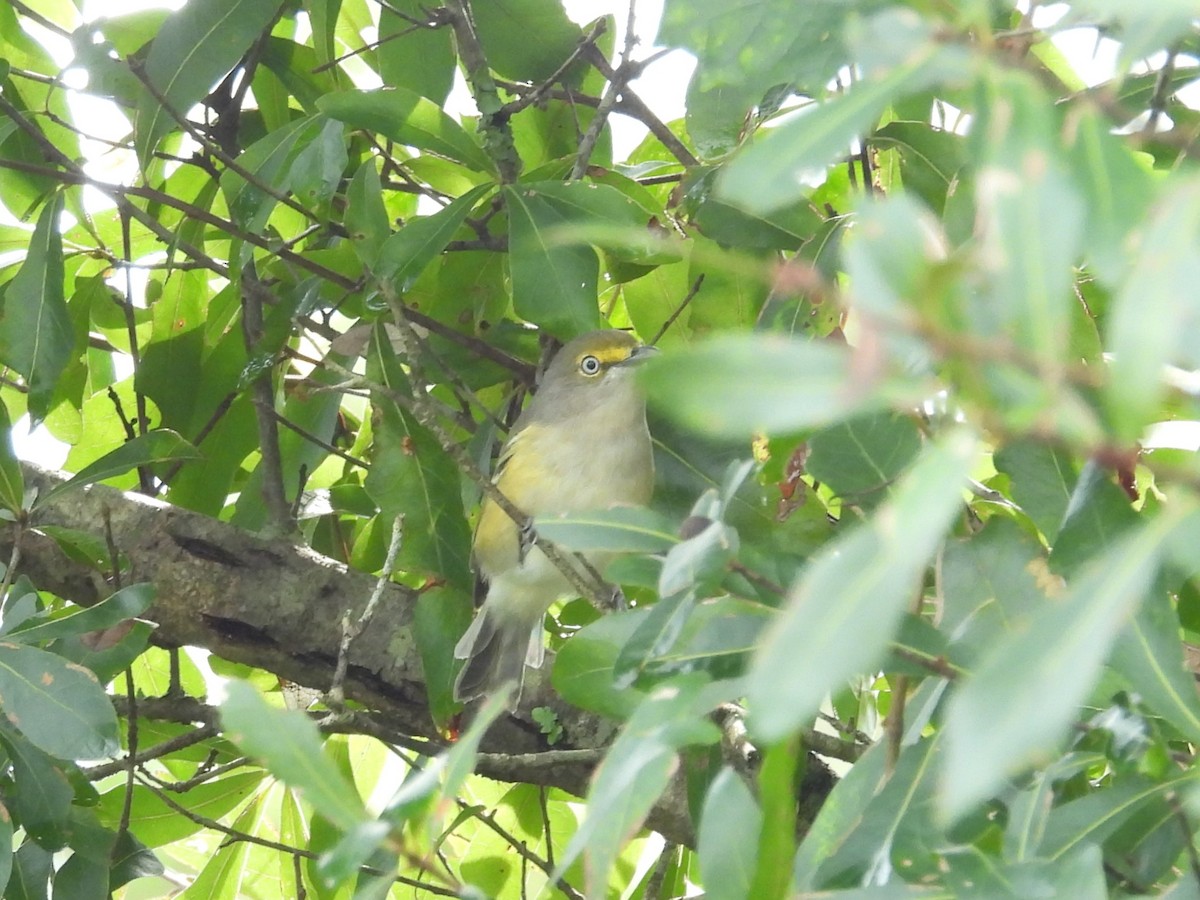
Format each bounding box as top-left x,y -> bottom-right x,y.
747,430 -> 976,742
941,505 -> 1199,822
6,584 -> 153,646
993,440 -> 1078,541
320,690 -> 511,885
699,767 -> 761,898
938,520 -> 1053,666
0,798 -> 13,891
716,14 -> 968,217
504,184 -> 602,338
553,610 -> 647,719
1110,587 -> 1200,744
1050,459 -> 1139,576
345,159 -> 391,268
56,620 -> 155,686
39,432 -> 200,506
317,88 -> 493,172
96,770 -> 263,849
363,329 -> 472,589
970,70 -> 1084,368
1066,106 -> 1155,285
639,596 -> 772,684
375,184 -> 493,288
614,590 -> 697,688
108,830 -> 164,889
0,642 -> 119,760
663,0 -> 855,100
805,411 -> 922,505
134,0 -> 279,163
220,680 -> 367,831
1036,774 -> 1192,862
7,841 -> 52,900
220,116 -> 329,232
471,0 -> 583,83
0,724 -> 72,850
0,398 -> 24,514
534,505 -> 677,555
413,586 -> 472,727
378,0 -> 454,102
792,743 -> 888,890
554,680 -> 718,895
749,736 -> 801,900
1104,175 -> 1200,442
0,193 -> 71,421
871,121 -> 967,214
643,334 -> 894,440
813,737 -> 942,888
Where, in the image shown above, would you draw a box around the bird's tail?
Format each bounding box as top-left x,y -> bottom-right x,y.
453,606 -> 542,707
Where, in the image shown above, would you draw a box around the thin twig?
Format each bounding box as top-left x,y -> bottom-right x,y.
240,269 -> 294,535
326,515 -> 404,710
503,20 -> 609,117
457,800 -> 585,900
136,774 -> 460,896
649,274 -> 705,345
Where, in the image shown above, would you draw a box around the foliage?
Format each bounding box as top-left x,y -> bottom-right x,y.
0,0 -> 1199,896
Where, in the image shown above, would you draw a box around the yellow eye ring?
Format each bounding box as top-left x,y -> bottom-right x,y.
579,355 -> 602,376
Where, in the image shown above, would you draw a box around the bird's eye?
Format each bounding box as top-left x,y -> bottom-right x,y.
579,355 -> 602,376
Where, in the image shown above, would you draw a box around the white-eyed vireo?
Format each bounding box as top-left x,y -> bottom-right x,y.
453,329 -> 656,706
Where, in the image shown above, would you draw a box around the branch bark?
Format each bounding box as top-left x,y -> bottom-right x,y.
13,464 -> 712,840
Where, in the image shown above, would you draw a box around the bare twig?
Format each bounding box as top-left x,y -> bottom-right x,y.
649,274 -> 705,345
327,515 -> 404,710
457,799 -> 585,900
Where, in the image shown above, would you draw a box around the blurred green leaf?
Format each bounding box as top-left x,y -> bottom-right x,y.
643,334 -> 894,440
748,431 -> 975,741
534,505 -> 677,554
555,680 -> 718,895
220,680 -> 367,831
1105,176 -> 1200,441
971,70 -> 1083,369
942,505 -> 1198,821
716,13 -> 968,216
700,768 -> 763,900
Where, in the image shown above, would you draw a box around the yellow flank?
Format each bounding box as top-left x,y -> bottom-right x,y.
455,328 -> 656,707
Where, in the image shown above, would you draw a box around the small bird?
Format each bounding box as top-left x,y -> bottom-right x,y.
454,329 -> 656,707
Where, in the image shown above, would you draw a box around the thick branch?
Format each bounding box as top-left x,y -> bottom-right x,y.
13,464 -> 719,841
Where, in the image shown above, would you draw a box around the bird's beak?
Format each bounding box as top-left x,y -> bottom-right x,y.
622,344 -> 660,366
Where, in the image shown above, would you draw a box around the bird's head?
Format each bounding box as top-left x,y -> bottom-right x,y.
529,329 -> 657,418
